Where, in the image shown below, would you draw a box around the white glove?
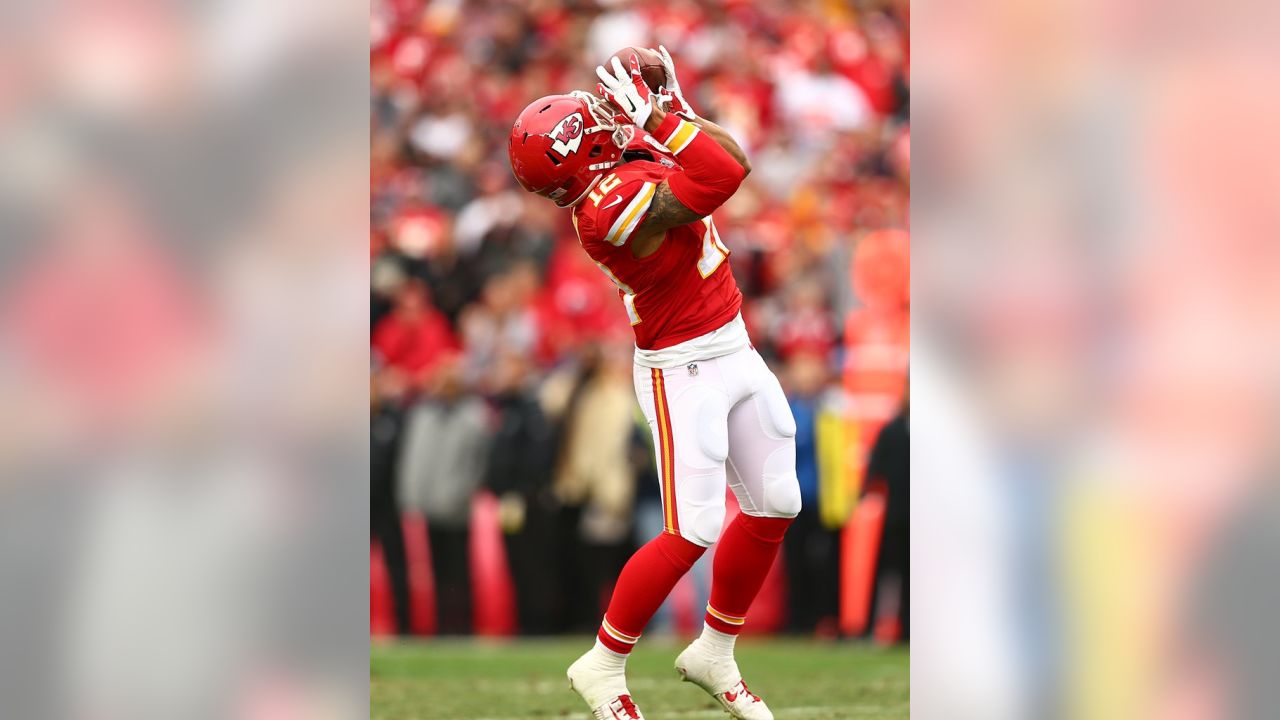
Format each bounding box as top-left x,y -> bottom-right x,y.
596,54 -> 655,128
655,45 -> 696,119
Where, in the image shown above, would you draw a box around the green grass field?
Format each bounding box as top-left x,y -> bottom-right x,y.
371,637 -> 908,719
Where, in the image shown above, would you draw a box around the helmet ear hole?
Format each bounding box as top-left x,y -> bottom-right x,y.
589,145 -> 603,157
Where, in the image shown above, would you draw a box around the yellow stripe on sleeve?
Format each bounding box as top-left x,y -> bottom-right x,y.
605,182 -> 656,246
662,120 -> 699,155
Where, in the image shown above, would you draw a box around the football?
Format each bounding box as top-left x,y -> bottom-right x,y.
608,46 -> 668,94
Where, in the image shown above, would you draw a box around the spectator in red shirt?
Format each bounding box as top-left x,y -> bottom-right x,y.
371,279 -> 459,388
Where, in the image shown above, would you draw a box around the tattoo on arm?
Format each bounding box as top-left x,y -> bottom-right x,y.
630,179 -> 702,257
642,180 -> 702,232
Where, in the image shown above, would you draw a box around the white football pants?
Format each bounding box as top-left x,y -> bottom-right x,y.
633,346 -> 802,547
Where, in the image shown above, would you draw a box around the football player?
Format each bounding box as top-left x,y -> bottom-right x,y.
508,48 -> 801,720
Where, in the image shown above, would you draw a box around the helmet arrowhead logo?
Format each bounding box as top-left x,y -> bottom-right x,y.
549,112 -> 585,157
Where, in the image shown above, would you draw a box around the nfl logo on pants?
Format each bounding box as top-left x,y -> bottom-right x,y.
687,363 -> 699,376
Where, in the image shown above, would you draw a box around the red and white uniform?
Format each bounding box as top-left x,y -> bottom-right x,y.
521,89 -> 791,719
572,115 -> 801,551
571,145 -> 742,354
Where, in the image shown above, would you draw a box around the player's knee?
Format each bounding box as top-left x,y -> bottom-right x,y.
676,468 -> 728,546
687,503 -> 727,546
762,473 -> 802,518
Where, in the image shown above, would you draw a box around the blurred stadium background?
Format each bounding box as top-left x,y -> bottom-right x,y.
368,0 -> 910,658
1,0 -> 1275,718
0,0 -> 1273,718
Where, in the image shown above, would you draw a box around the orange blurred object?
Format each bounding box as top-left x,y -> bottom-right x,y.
841,485 -> 886,636
469,493 -> 517,636
851,229 -> 910,311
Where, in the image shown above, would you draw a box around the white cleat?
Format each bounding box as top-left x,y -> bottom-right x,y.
568,650 -> 646,719
675,641 -> 774,720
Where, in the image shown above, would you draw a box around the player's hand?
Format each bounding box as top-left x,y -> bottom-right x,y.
655,45 -> 696,119
596,54 -> 655,129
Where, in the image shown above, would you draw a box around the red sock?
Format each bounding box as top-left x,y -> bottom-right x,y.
597,532 -> 707,654
705,513 -> 794,634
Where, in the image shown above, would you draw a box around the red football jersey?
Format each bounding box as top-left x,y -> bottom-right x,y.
571,150 -> 742,351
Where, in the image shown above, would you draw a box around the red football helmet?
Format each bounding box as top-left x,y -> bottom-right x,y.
508,91 -> 633,208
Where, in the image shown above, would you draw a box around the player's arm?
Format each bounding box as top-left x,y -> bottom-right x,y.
596,56 -> 748,256
629,107 -> 748,257
685,115 -> 751,174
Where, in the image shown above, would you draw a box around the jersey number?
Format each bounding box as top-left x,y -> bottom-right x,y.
697,217 -> 730,277
588,173 -> 623,207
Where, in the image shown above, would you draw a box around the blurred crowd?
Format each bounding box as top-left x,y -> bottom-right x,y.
370,0 -> 909,637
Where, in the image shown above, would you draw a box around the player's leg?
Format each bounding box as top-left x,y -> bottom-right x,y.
713,369 -> 801,632
569,364 -> 731,719
676,350 -> 800,720
602,366 -> 732,648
